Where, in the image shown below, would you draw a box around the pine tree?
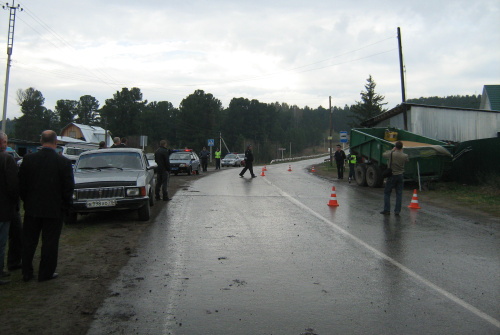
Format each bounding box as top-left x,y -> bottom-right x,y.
349,75 -> 387,127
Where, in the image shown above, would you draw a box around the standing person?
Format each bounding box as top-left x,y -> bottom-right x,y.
98,141 -> 106,149
154,140 -> 172,201
0,132 -> 19,284
239,144 -> 256,178
214,148 -> 221,170
347,152 -> 357,183
333,144 -> 346,179
120,137 -> 128,147
380,141 -> 409,215
19,130 -> 75,282
110,137 -> 121,148
199,147 -> 209,172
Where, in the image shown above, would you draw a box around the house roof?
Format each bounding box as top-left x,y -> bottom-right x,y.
61,123 -> 112,145
482,85 -> 500,111
361,102 -> 499,127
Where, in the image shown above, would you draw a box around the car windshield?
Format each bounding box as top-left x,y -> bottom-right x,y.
66,148 -> 88,155
224,154 -> 237,159
171,153 -> 191,160
76,152 -> 143,170
237,154 -> 245,159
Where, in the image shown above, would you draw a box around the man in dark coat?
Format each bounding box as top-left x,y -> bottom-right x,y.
154,140 -> 172,201
0,131 -> 19,284
239,144 -> 257,178
199,147 -> 209,172
333,144 -> 346,179
19,130 -> 74,282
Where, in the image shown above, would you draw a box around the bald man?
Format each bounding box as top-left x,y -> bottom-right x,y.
19,130 -> 74,282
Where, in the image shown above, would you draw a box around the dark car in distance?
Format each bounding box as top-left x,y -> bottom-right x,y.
169,149 -> 200,175
67,148 -> 156,223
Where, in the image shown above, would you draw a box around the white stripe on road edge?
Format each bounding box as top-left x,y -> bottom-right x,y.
262,178 -> 500,329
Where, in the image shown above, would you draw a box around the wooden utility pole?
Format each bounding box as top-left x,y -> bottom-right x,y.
397,27 -> 406,102
397,27 -> 408,130
329,96 -> 333,166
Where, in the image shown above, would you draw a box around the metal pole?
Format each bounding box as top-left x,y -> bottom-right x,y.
1,1 -> 22,133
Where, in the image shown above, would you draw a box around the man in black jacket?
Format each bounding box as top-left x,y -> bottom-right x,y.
0,132 -> 19,284
333,144 -> 346,179
19,130 -> 74,282
239,144 -> 256,178
154,140 -> 172,201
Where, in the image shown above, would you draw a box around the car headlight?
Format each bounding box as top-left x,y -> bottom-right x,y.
126,187 -> 146,197
179,163 -> 186,167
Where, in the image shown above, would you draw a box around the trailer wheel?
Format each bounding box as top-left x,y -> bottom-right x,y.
355,164 -> 367,186
366,164 -> 383,188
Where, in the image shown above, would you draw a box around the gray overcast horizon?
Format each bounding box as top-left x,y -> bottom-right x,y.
1,0 -> 499,119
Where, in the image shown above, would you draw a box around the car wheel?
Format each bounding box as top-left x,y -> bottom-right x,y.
149,189 -> 155,206
138,203 -> 150,221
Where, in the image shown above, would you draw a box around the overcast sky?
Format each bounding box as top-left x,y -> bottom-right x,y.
1,0 -> 499,119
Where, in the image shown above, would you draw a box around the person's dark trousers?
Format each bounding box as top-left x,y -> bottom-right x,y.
8,211 -> 23,270
335,160 -> 344,178
383,174 -> 404,213
239,162 -> 255,177
22,215 -> 63,281
215,158 -> 220,170
348,163 -> 355,180
155,170 -> 170,199
201,159 -> 208,172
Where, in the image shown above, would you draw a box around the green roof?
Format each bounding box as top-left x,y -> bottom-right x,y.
483,85 -> 500,111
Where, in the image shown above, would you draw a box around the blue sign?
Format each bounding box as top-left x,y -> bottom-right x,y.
340,131 -> 348,143
208,139 -> 215,147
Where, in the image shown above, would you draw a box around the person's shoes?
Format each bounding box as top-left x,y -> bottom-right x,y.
394,212 -> 400,216
251,175 -> 257,178
348,178 -> 351,183
239,175 -> 243,178
23,274 -> 34,282
163,198 -> 172,201
380,211 -> 390,215
0,271 -> 10,278
8,264 -> 22,271
155,196 -> 161,201
0,279 -> 10,285
39,273 -> 58,282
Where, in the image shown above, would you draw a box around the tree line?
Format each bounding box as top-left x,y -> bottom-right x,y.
4,76 -> 482,162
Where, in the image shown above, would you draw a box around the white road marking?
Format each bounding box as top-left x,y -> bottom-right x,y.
262,177 -> 500,329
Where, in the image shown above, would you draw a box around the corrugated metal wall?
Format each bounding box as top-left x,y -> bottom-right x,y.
409,106 -> 500,142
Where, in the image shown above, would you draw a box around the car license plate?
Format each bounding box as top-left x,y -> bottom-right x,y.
86,199 -> 116,208
171,167 -> 178,170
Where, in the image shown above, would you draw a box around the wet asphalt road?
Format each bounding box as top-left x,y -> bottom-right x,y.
88,158 -> 500,335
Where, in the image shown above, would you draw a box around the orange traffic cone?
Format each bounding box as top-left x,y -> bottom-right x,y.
288,165 -> 292,172
327,186 -> 339,207
263,165 -> 267,171
260,168 -> 266,176
408,189 -> 421,209
311,166 -> 316,172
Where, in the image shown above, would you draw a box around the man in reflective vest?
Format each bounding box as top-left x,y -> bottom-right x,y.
215,148 -> 221,170
347,153 -> 357,183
